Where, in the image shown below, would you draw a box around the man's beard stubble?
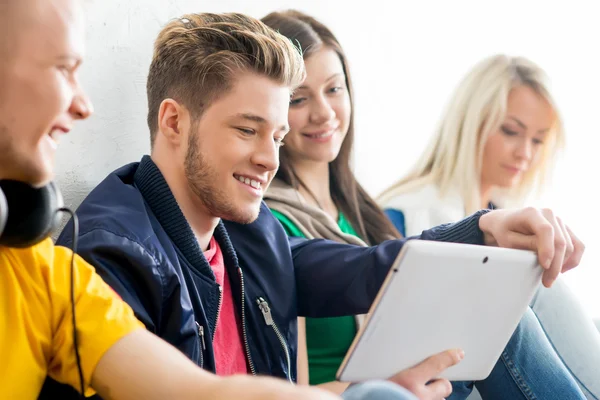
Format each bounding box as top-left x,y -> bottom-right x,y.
184,131 -> 259,225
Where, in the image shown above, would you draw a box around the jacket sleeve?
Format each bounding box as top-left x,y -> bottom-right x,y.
56,226 -> 194,352
292,210 -> 490,318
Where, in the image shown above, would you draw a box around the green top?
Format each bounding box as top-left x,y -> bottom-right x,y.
270,209 -> 359,385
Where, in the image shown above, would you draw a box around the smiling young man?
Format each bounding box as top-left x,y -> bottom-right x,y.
0,1 -> 358,399
53,11 -> 587,400
18,10 -> 425,400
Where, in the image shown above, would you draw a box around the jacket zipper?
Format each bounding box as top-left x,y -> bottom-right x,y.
256,297 -> 293,383
195,321 -> 205,368
195,284 -> 221,370
213,285 -> 223,341
238,268 -> 257,375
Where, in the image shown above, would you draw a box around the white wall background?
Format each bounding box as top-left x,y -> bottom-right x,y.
57,0 -> 600,317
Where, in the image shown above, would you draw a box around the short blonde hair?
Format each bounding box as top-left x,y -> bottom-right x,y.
378,54 -> 564,213
146,12 -> 306,146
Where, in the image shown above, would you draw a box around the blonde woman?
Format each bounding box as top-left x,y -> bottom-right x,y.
379,54 -> 600,399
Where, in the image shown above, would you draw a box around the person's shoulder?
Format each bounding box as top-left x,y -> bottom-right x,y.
382,183 -> 444,212
78,162 -> 144,216
62,163 -> 152,244
1,238 -> 55,271
263,178 -> 299,206
0,238 -> 72,293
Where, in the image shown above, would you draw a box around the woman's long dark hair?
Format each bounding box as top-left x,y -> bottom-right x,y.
262,10 -> 401,244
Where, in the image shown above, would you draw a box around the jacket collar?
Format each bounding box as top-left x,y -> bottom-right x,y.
133,155 -> 239,278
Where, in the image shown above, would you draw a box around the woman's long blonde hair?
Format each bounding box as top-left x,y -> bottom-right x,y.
378,54 -> 565,214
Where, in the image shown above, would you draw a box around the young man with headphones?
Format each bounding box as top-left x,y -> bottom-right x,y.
51,8 -> 587,400
1,1 -> 428,399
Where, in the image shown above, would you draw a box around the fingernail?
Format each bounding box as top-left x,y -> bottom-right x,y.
543,257 -> 552,269
457,349 -> 465,360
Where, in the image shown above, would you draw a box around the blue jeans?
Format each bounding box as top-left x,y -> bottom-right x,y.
528,279 -> 600,400
343,381 -> 417,400
449,307 -> 586,400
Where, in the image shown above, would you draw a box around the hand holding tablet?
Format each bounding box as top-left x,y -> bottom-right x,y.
337,240 -> 543,383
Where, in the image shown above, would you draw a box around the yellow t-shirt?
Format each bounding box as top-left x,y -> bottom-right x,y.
0,238 -> 144,398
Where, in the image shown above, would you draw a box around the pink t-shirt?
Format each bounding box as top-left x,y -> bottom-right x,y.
203,236 -> 248,375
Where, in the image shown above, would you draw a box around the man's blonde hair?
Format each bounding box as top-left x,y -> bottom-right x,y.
378,54 -> 564,213
146,12 -> 306,145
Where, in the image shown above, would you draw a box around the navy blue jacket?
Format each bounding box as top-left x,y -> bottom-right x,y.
45,156 -> 486,396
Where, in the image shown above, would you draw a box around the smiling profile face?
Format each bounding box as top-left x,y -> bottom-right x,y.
284,47 -> 352,165
0,0 -> 92,185
182,71 -> 291,223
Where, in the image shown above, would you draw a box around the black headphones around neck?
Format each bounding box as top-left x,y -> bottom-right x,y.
0,180 -> 64,248
1,179 -> 85,395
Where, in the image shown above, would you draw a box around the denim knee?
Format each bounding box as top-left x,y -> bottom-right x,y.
342,380 -> 418,400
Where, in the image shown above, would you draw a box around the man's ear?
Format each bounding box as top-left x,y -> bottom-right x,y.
157,99 -> 190,145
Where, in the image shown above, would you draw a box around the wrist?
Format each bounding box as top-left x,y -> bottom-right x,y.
478,211 -> 497,246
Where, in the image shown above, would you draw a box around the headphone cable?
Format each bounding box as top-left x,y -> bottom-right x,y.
58,207 -> 85,398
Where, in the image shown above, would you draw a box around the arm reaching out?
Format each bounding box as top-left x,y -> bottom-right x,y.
92,329 -> 341,400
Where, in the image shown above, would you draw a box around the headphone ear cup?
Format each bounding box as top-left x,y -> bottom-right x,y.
0,180 -> 64,248
0,187 -> 7,238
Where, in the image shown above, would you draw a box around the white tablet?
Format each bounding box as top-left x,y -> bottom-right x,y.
336,240 -> 542,382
